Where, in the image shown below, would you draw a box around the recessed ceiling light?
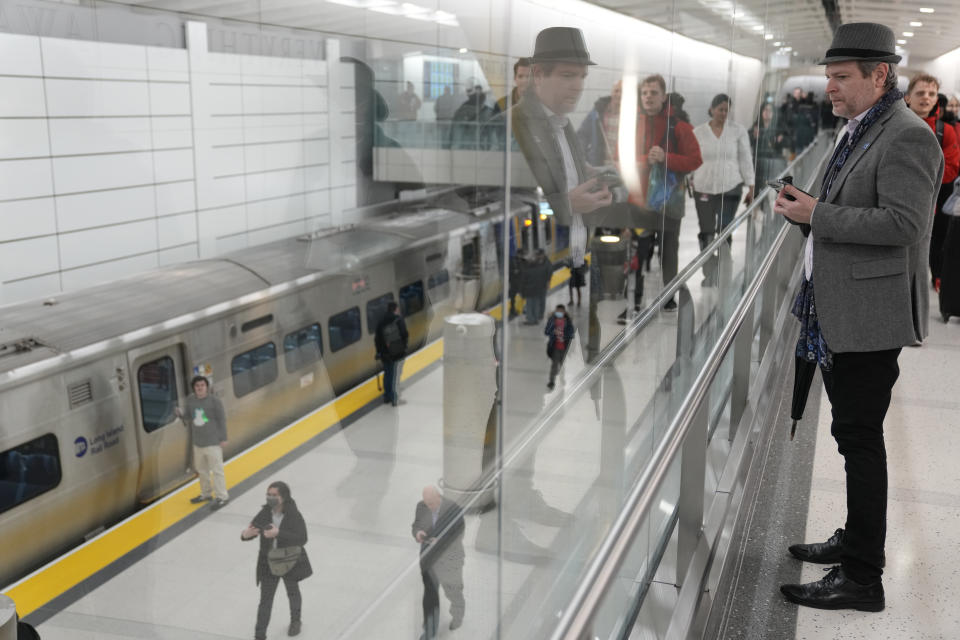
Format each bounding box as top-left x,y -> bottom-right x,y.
919,7 -> 934,13
902,31 -> 914,37
897,39 -> 907,44
773,41 -> 782,46
753,25 -> 764,31
765,34 -> 773,40
909,21 -> 923,27
783,46 -> 793,51
459,47 -> 468,53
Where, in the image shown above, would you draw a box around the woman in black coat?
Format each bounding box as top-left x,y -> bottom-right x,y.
241,481 -> 313,639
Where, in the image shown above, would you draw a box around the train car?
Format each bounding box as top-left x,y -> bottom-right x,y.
0,192 -> 570,587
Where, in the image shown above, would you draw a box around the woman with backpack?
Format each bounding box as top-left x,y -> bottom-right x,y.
375,302 -> 409,406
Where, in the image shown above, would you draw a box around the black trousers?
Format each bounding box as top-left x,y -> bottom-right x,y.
820,348 -> 901,584
421,569 -> 440,639
255,573 -> 302,638
929,180 -> 953,281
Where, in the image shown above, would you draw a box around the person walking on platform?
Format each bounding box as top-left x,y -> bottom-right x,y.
776,22 -> 943,612
241,481 -> 313,639
412,486 -> 465,638
175,376 -> 229,510
544,304 -> 575,390
691,93 -> 755,287
375,302 -> 408,406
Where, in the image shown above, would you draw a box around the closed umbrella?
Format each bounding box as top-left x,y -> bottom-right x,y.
790,357 -> 818,440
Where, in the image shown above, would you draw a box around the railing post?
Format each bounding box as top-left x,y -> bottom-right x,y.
729,299 -> 754,440
676,401 -> 708,586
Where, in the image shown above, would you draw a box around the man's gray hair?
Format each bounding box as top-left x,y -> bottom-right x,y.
857,61 -> 898,92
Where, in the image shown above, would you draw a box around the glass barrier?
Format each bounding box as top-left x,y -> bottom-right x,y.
0,0 -> 843,638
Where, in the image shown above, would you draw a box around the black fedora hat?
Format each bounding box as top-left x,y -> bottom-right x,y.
531,27 -> 595,66
818,22 -> 902,65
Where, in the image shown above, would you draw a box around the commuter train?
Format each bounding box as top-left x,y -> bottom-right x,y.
0,190 -> 568,587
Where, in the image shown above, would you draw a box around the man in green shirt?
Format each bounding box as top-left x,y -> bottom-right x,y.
175,376 -> 229,510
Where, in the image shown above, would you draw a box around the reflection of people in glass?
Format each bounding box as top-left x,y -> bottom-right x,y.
175,376 -> 229,510
241,481 -> 312,639
544,304 -> 575,390
450,81 -> 495,150
397,81 -> 422,121
412,486 -> 465,639
494,57 -> 531,114
625,75 -> 703,309
751,101 -> 788,191
691,93 -> 755,286
577,80 -> 622,166
507,27 -> 613,277
434,86 -> 457,121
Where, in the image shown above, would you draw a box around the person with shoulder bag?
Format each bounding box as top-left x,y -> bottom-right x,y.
241,481 -> 313,639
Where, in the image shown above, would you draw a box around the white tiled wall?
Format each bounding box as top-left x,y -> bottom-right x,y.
0,25 -> 351,307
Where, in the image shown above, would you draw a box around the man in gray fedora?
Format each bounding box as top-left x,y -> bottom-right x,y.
508,26 -> 614,273
776,22 -> 942,611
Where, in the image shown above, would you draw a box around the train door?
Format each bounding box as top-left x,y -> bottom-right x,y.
128,341 -> 192,502
455,234 -> 482,311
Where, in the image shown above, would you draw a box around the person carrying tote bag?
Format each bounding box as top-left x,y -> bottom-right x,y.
241,481 -> 313,639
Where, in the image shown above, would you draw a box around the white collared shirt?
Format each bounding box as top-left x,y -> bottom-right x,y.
691,120 -> 755,194
542,103 -> 588,267
804,107 -> 871,280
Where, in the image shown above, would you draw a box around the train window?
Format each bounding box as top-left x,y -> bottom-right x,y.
231,343 -> 278,398
328,307 -> 362,352
0,434 -> 61,515
427,270 -> 450,301
399,281 -> 425,316
138,356 -> 179,433
283,323 -> 323,373
555,224 -> 570,251
366,293 -> 396,335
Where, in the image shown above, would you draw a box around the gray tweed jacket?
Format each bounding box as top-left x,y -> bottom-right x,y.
809,99 -> 943,352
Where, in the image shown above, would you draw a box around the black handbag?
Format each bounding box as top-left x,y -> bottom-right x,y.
267,545 -> 302,576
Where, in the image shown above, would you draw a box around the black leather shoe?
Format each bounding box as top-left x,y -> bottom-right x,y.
780,566 -> 884,611
288,620 -> 301,636
789,528 -> 844,564
449,617 -> 463,630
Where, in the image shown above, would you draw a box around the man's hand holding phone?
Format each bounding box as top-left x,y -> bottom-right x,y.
771,177 -> 817,225
570,178 -> 612,214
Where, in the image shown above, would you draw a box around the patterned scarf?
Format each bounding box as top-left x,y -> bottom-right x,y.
792,87 -> 903,370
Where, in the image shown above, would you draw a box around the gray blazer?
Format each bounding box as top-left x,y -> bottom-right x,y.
509,94 -> 590,226
809,99 -> 943,352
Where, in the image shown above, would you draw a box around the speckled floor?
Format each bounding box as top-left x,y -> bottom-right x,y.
793,304 -> 960,640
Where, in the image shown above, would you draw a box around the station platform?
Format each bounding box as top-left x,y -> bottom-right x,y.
7,199 -> 959,640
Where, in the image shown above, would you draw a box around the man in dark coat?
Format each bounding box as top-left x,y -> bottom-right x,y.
374,302 -> 408,406
412,486 -> 465,638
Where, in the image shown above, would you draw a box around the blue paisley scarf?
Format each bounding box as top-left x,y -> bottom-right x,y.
792,88 -> 904,371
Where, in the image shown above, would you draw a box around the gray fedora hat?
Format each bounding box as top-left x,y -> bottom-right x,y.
531,27 -> 596,66
818,22 -> 902,65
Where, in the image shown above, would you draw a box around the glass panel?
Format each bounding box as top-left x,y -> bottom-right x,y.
365,293 -> 395,334
0,434 -> 62,515
138,356 -> 179,432
231,343 -> 279,398
329,307 -> 362,352
399,280 -> 425,316
283,323 -> 323,373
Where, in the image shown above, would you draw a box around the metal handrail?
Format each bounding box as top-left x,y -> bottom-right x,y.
477,136 -> 830,503
547,136 -> 833,639
549,206 -> 792,640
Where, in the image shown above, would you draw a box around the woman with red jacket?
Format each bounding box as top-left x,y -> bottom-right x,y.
905,73 -> 959,291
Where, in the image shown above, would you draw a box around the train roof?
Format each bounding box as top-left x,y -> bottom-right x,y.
0,205 -> 489,377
